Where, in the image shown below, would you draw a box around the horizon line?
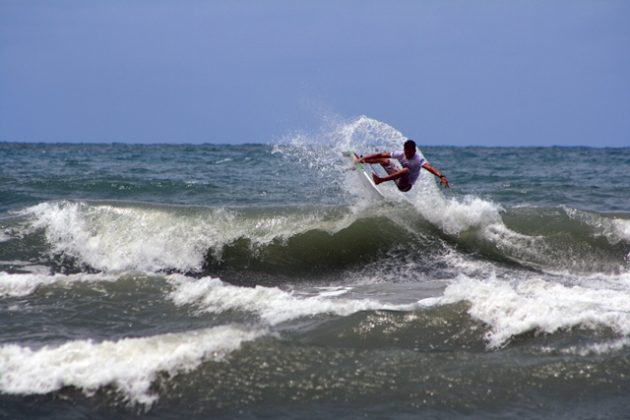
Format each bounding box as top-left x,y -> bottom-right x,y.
0,140 -> 628,149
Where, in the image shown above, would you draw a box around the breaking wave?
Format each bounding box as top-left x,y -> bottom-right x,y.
7,198 -> 628,277
0,325 -> 263,405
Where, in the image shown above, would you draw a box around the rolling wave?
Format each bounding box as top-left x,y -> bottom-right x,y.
0,325 -> 263,405
4,269 -> 630,406
2,198 -> 628,277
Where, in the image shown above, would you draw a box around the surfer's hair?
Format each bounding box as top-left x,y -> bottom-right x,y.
404,139 -> 416,149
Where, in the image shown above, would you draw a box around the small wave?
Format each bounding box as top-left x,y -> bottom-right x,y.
167,274 -> 418,326
0,271 -> 120,297
291,303 -> 487,353
437,273 -> 630,349
0,325 -> 263,405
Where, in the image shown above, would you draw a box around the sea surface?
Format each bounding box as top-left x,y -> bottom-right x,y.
1,117 -> 630,419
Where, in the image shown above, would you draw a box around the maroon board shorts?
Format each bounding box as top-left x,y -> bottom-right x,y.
381,160 -> 412,192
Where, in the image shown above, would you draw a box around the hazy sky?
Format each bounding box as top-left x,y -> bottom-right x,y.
1,1 -> 629,146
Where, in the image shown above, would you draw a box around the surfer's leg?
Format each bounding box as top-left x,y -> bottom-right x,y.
378,161 -> 411,191
363,157 -> 390,166
379,159 -> 399,176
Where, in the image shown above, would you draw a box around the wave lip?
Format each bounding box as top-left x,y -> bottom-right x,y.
0,325 -> 263,405
565,207 -> 630,244
168,274 -> 419,326
21,201 -> 218,273
19,200 -> 359,274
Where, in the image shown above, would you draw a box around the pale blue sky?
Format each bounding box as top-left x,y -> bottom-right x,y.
1,1 -> 629,146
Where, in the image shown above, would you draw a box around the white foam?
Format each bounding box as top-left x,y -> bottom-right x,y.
404,191 -> 559,269
565,207 -> 630,244
0,231 -> 11,243
612,219 -> 630,242
0,325 -> 263,405
315,286 -> 352,297
539,337 -> 630,356
23,201 -> 216,272
21,201 -> 356,273
437,273 -> 630,349
408,191 -> 506,236
564,271 -> 630,292
0,271 -> 119,297
0,260 -> 30,267
167,274 -> 417,325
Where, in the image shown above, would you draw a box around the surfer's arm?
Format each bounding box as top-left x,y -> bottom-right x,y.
356,152 -> 391,164
373,167 -> 409,185
422,162 -> 450,188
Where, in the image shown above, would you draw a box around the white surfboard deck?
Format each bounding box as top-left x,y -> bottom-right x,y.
350,152 -> 385,199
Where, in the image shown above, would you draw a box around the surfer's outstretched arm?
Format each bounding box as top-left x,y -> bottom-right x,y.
422,162 -> 450,188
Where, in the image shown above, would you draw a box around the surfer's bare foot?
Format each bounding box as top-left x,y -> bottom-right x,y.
372,173 -> 382,185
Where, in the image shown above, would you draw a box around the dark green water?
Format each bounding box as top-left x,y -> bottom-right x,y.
1,117 -> 630,418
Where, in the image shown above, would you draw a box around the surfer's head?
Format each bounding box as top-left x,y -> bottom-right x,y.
404,139 -> 416,159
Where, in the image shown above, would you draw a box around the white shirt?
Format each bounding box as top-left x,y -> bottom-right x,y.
391,149 -> 426,185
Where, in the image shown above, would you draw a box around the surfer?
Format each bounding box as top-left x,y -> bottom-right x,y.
355,139 -> 450,192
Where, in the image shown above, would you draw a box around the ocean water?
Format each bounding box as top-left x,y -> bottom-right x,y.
1,116 -> 630,419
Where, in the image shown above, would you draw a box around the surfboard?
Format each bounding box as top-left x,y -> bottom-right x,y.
350,152 -> 385,199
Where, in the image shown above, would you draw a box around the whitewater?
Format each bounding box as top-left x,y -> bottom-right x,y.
1,116 -> 630,419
